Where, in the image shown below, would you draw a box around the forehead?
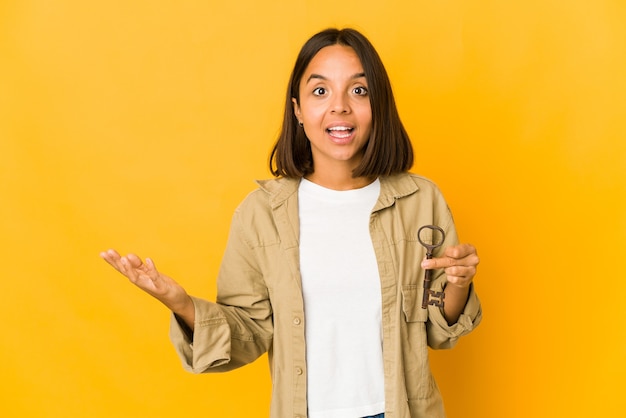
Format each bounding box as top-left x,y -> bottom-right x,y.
303,44 -> 364,78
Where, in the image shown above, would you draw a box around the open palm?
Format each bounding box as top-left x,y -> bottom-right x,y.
100,249 -> 190,313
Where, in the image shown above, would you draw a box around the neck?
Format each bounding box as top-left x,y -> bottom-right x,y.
304,171 -> 375,191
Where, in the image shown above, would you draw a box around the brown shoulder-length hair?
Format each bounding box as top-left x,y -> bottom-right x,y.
269,28 -> 414,178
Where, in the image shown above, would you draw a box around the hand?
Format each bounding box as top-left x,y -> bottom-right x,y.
421,243 -> 479,289
100,249 -> 193,314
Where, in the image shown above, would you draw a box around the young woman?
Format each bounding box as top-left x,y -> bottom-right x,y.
101,28 -> 482,418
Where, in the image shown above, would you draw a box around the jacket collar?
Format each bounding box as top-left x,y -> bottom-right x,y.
375,174 -> 420,211
255,177 -> 300,209
255,173 -> 420,211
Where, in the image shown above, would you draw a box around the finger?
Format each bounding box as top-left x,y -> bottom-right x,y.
421,247 -> 480,270
446,273 -> 474,288
421,256 -> 456,270
444,243 -> 477,260
445,265 -> 477,279
122,255 -> 161,286
145,258 -> 160,278
125,253 -> 144,269
100,248 -> 121,259
100,249 -> 125,272
119,256 -> 136,280
100,248 -> 120,262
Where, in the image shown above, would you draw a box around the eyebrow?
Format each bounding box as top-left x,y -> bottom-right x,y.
305,72 -> 367,84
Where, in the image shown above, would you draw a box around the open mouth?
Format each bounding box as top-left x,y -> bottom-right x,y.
326,126 -> 354,139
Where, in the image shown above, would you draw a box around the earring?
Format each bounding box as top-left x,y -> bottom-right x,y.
298,121 -> 303,127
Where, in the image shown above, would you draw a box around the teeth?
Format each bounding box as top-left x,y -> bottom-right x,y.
328,126 -> 351,131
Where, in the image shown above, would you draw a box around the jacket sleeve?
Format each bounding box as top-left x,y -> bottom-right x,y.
424,189 -> 483,349
169,208 -> 274,373
426,283 -> 482,349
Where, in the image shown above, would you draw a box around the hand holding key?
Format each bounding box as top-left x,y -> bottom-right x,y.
420,243 -> 479,289
418,226 -> 479,323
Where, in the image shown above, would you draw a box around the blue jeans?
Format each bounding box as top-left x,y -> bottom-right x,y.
363,414 -> 384,418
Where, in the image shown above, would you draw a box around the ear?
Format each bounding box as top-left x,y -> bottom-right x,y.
292,97 -> 302,121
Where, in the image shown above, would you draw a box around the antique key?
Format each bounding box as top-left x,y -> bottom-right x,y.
418,225 -> 446,309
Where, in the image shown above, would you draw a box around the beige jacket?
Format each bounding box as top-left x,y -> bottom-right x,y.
170,173 -> 482,418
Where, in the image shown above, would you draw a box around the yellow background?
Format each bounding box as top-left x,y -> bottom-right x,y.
1,0 -> 625,417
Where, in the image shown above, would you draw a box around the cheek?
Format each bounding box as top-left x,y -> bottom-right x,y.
357,102 -> 372,122
301,106 -> 325,123
359,109 -> 373,131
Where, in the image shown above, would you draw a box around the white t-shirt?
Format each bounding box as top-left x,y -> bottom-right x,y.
298,178 -> 385,418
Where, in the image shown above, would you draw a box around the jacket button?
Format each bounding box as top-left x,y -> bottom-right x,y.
293,317 -> 301,325
295,367 -> 303,375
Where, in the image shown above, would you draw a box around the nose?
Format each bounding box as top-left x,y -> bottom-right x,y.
330,92 -> 350,114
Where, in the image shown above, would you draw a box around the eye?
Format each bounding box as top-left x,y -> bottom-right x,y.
312,87 -> 327,96
353,86 -> 368,96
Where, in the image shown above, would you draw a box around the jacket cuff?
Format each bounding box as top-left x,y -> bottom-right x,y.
169,296 -> 232,373
427,283 -> 482,348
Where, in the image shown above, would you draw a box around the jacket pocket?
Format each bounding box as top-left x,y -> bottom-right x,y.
400,284 -> 436,400
401,284 -> 429,323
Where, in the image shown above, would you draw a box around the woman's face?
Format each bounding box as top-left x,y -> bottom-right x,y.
293,44 -> 372,174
